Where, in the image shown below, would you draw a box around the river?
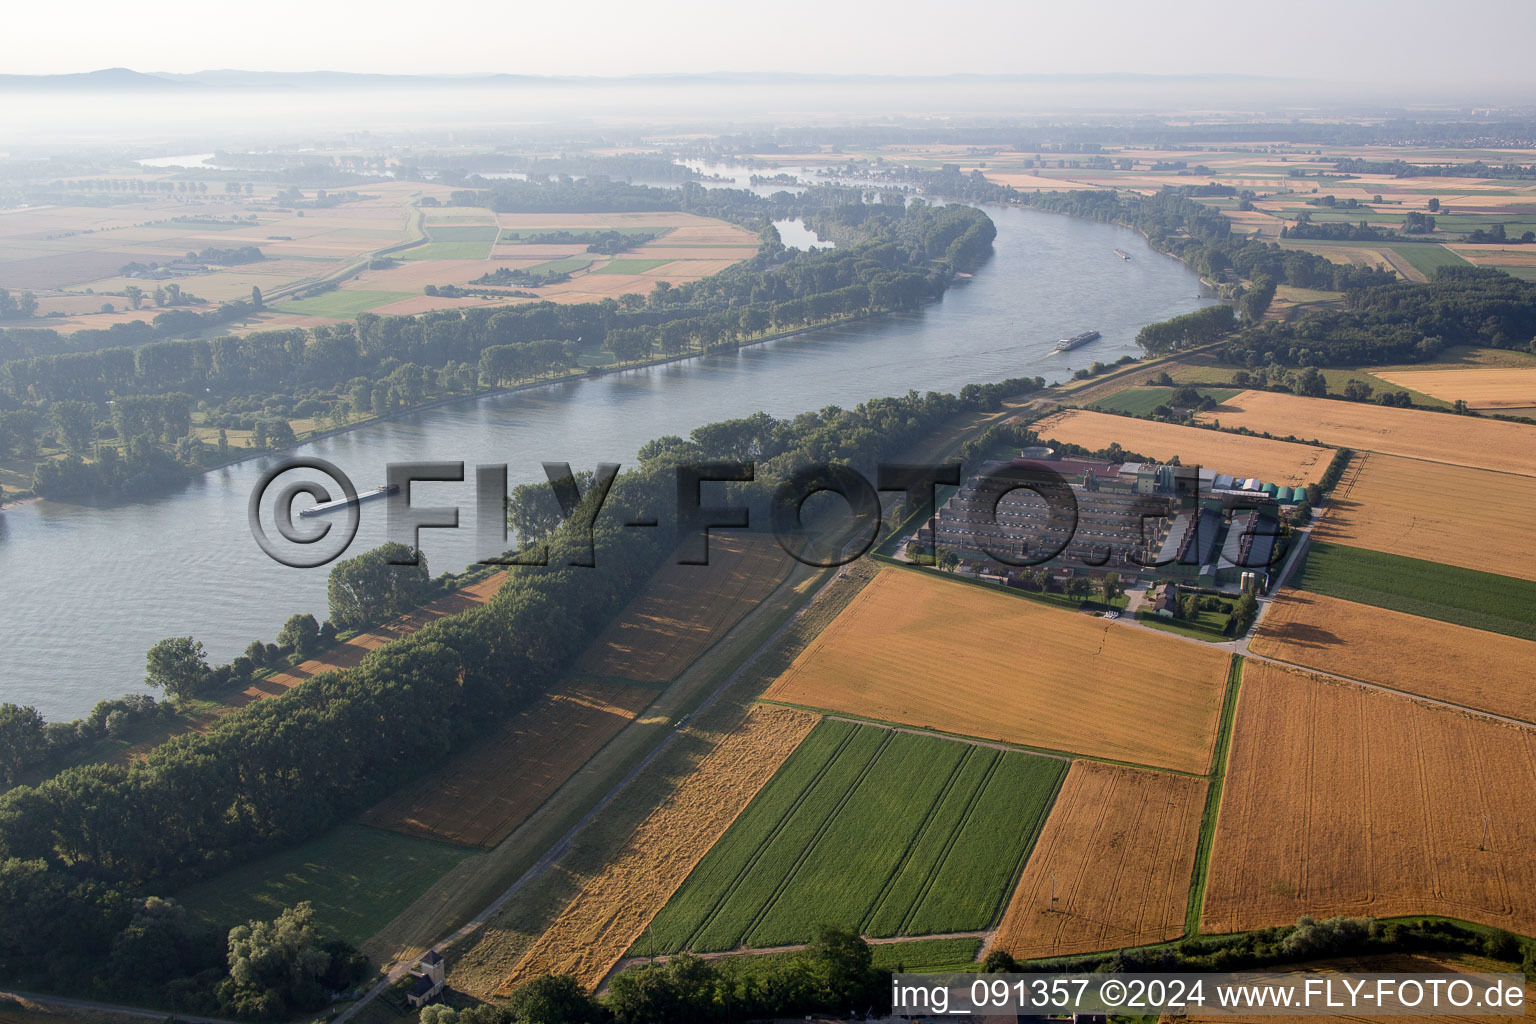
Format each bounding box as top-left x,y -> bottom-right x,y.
1,205 -> 1215,719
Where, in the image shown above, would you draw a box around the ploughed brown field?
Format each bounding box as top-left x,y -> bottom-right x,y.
1195,390 -> 1536,477
359,678 -> 658,848
993,761 -> 1206,958
491,703 -> 821,992
1202,662 -> 1536,936
763,568 -> 1230,774
1250,591 -> 1536,721
1316,452 -> 1536,582
1034,409 -> 1331,486
575,532 -> 794,685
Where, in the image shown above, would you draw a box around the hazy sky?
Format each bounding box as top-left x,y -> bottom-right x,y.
12,0 -> 1536,93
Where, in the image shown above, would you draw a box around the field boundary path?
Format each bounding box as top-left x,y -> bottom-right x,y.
0,988 -> 240,1024
600,929 -> 993,983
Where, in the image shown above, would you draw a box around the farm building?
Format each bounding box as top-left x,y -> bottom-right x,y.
1154,508 -> 1223,579
405,949 -> 446,1008
1216,509 -> 1279,585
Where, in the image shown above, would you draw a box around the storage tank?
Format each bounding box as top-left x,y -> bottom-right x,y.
1242,477 -> 1262,491
1214,473 -> 1235,490
1262,483 -> 1279,498
1276,486 -> 1295,503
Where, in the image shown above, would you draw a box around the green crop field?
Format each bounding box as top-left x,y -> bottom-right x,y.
528,254 -> 599,275
398,241 -> 495,260
1294,541 -> 1536,642
426,225 -> 500,242
1386,243 -> 1472,276
1090,387 -> 1239,416
279,290 -> 415,317
640,721 -> 1064,954
593,258 -> 671,274
174,824 -> 473,945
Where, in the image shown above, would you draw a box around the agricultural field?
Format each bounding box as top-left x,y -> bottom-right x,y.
637,721 -> 1065,956
1089,386 -> 1239,416
359,678 -> 659,847
992,761 -> 1206,959
592,258 -> 670,274
1194,391 -> 1536,477
575,532 -> 793,684
1385,242 -> 1473,277
1034,409 -> 1331,487
1201,662 -> 1536,937
1294,541 -> 1536,642
175,824 -> 473,946
1371,367 -> 1536,411
278,289 -> 416,317
1250,591 -> 1536,722
1317,453 -> 1536,581
765,569 -> 1230,773
491,703 -> 821,992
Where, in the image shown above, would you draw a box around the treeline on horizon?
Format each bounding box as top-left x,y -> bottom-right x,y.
0,184 -> 995,501
0,376 -> 1041,1015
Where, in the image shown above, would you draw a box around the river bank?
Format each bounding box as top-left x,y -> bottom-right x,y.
1,203 -> 1217,720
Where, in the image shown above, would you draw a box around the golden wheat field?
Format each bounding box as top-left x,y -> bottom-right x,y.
993,762 -> 1206,959
1035,409 -> 1330,486
575,532 -> 793,685
1316,452 -> 1536,581
359,678 -> 659,847
763,569 -> 1230,774
1201,662 -> 1536,936
1250,591 -> 1536,721
1195,391 -> 1536,477
491,703 -> 821,993
1370,367 -> 1536,409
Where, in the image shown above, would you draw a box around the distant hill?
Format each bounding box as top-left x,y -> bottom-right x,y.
0,68 -> 1285,92
0,67 -> 195,91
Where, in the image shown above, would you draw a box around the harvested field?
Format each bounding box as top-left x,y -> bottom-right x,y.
1250,591 -> 1536,721
1035,409 -> 1330,487
1317,452 -> 1536,581
764,569 -> 1230,774
492,702 -> 820,992
993,762 -> 1206,958
640,721 -> 1065,955
360,679 -> 659,847
575,532 -> 793,684
1371,367 -> 1536,409
0,249 -> 140,289
1201,662 -> 1536,936
1194,390 -> 1536,477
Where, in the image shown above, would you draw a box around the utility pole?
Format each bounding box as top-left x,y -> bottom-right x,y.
1481,814 -> 1492,851
1050,873 -> 1059,913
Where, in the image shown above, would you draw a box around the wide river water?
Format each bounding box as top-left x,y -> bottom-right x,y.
2,205 -> 1215,719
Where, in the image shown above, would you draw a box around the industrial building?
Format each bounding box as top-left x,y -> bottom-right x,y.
914,449 -> 1289,590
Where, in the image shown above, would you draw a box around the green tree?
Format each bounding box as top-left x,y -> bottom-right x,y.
144,636 -> 207,701
276,613 -> 320,659
1100,571 -> 1121,604
0,704 -> 46,787
218,902 -> 339,1019
508,973 -> 606,1024
327,542 -> 431,631
124,285 -> 145,310
937,548 -> 960,572
50,400 -> 96,454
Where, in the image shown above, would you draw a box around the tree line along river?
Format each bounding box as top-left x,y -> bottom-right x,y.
1,204 -> 1215,720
